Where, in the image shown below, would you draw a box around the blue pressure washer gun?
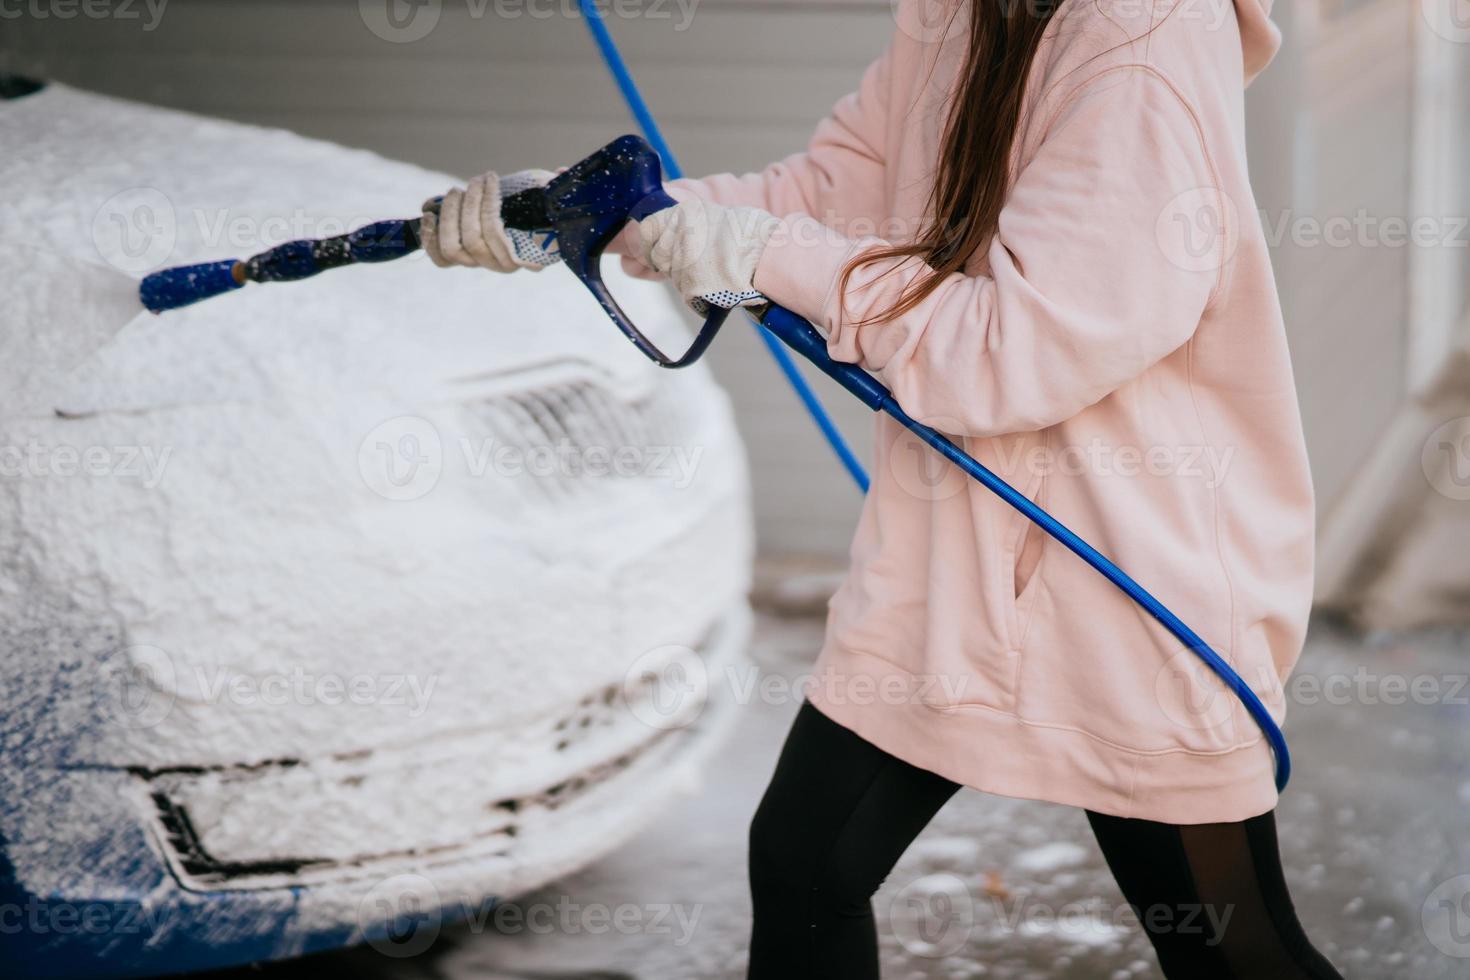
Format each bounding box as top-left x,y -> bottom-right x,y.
137,137 -> 745,368
140,135 -> 1291,792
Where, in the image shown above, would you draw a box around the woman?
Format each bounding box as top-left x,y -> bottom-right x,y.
423,1 -> 1341,976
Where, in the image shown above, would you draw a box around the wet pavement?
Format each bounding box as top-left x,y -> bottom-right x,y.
229,613 -> 1470,979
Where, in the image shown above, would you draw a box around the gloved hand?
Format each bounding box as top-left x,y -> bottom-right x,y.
421,169 -> 560,272
636,199 -> 780,315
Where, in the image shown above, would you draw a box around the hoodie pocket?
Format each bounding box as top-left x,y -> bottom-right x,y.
1002,439 -> 1050,653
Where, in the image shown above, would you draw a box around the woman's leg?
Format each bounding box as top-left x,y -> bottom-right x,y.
1087,809 -> 1343,980
746,702 -> 960,980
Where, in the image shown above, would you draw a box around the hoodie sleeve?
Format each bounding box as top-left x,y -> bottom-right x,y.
667,44 -> 893,228
752,67 -> 1228,439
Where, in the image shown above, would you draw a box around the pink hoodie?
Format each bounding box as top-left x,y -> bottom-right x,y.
680,0 -> 1307,823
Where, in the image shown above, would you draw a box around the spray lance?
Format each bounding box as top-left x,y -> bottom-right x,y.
140,135 -> 1292,792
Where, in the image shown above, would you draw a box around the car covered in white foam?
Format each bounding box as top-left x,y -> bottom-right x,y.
0,79 -> 752,978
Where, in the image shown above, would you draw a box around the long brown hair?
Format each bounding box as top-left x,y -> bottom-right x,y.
840,0 -> 1060,323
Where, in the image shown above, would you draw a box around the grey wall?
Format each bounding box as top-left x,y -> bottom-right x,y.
4,0 -> 1456,564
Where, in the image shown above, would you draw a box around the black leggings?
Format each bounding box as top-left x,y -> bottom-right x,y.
747,702 -> 1343,980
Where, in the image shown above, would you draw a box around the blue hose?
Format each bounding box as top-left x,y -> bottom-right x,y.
577,0 -> 870,491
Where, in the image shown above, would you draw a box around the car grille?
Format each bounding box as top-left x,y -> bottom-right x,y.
458,375 -> 702,499
133,605 -> 749,892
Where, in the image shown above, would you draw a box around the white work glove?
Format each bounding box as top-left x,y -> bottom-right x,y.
421,169 -> 560,272
637,199 -> 779,315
